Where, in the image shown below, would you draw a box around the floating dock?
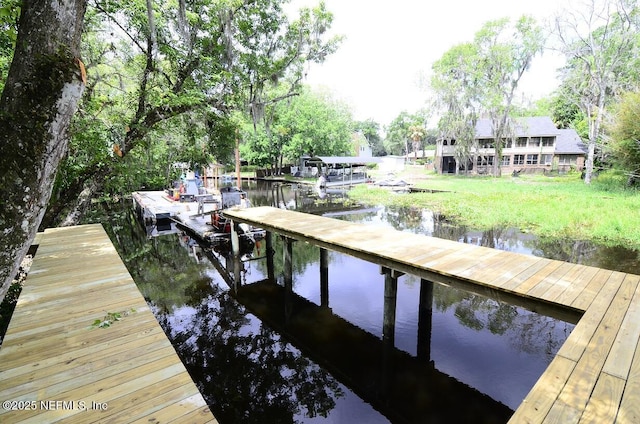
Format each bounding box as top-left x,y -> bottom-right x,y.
224,206 -> 640,423
0,224 -> 216,423
132,190 -> 219,223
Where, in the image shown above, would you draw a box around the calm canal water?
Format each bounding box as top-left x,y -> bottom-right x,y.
85,181 -> 640,424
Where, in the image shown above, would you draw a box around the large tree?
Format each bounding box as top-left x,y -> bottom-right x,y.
553,0 -> 640,184
0,0 -> 87,303
241,87 -> 352,171
431,16 -> 545,176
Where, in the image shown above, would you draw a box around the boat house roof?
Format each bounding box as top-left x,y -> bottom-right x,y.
306,156 -> 382,165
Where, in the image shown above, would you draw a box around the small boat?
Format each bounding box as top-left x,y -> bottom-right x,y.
132,186 -> 264,254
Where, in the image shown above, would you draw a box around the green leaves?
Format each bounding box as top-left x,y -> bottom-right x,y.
50,0 -> 342,202
91,309 -> 136,329
609,90 -> 640,177
385,111 -> 429,156
240,87 -> 352,169
0,0 -> 19,93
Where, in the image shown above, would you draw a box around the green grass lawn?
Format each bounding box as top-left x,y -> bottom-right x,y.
350,169 -> 640,250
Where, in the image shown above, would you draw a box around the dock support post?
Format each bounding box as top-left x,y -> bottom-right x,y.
283,236 -> 294,320
265,231 -> 275,282
320,248 -> 329,308
417,279 -> 434,364
283,236 -> 293,288
380,266 -> 402,397
230,221 -> 241,291
381,267 -> 403,347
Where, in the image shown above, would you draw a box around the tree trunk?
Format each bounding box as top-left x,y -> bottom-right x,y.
583,90 -> 606,185
0,0 -> 87,304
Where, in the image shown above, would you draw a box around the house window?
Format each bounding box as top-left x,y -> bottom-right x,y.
513,154 -> 525,165
477,138 -> 494,149
541,154 -> 553,165
476,156 -> 494,165
542,137 -> 555,147
502,138 -> 513,148
501,155 -> 511,166
526,154 -> 538,165
516,137 -> 528,147
559,155 -> 576,165
530,137 -> 542,147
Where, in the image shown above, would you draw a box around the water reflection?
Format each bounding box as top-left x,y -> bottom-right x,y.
162,283 -> 343,423
233,279 -> 512,423
85,202 -> 346,423
82,182 -> 640,423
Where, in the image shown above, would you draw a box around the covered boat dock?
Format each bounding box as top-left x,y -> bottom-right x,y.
298,156 -> 381,187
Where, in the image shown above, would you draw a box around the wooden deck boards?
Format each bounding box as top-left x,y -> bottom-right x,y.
223,206 -> 640,423
0,224 -> 216,424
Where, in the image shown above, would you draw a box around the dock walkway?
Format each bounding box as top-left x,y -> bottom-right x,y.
0,224 -> 216,423
224,206 -> 640,423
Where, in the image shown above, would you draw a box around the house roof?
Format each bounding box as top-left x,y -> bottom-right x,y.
475,117 -> 560,138
555,128 -> 587,154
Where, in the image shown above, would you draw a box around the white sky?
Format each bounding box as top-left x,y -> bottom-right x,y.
288,0 -> 567,127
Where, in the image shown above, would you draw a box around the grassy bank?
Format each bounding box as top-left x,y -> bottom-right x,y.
349,168 -> 640,250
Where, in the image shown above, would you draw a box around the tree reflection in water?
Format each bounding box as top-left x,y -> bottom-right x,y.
157,282 -> 343,423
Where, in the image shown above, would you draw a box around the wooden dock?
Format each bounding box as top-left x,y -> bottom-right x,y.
0,224 -> 217,423
223,206 -> 640,423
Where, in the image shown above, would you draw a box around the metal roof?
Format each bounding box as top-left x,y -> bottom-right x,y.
307,156 -> 381,165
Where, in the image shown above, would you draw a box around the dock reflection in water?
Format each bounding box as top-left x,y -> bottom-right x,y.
233,279 -> 513,423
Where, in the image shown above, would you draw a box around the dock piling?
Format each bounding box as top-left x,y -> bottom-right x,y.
266,231 -> 275,282
283,236 -> 294,320
230,221 -> 241,290
381,267 -> 403,347
417,279 -> 434,364
320,248 -> 329,308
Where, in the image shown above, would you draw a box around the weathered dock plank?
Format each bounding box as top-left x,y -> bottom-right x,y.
223,206 -> 640,424
0,224 -> 216,423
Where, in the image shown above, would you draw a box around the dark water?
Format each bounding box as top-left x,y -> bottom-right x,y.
84,181 -> 640,424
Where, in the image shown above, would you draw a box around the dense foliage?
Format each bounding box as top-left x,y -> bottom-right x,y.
41,0 -> 344,224
609,90 -> 640,184
240,87 -> 352,173
384,110 -> 430,156
0,1 -> 19,92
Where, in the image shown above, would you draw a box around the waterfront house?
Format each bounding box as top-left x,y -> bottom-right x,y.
435,117 -> 586,175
